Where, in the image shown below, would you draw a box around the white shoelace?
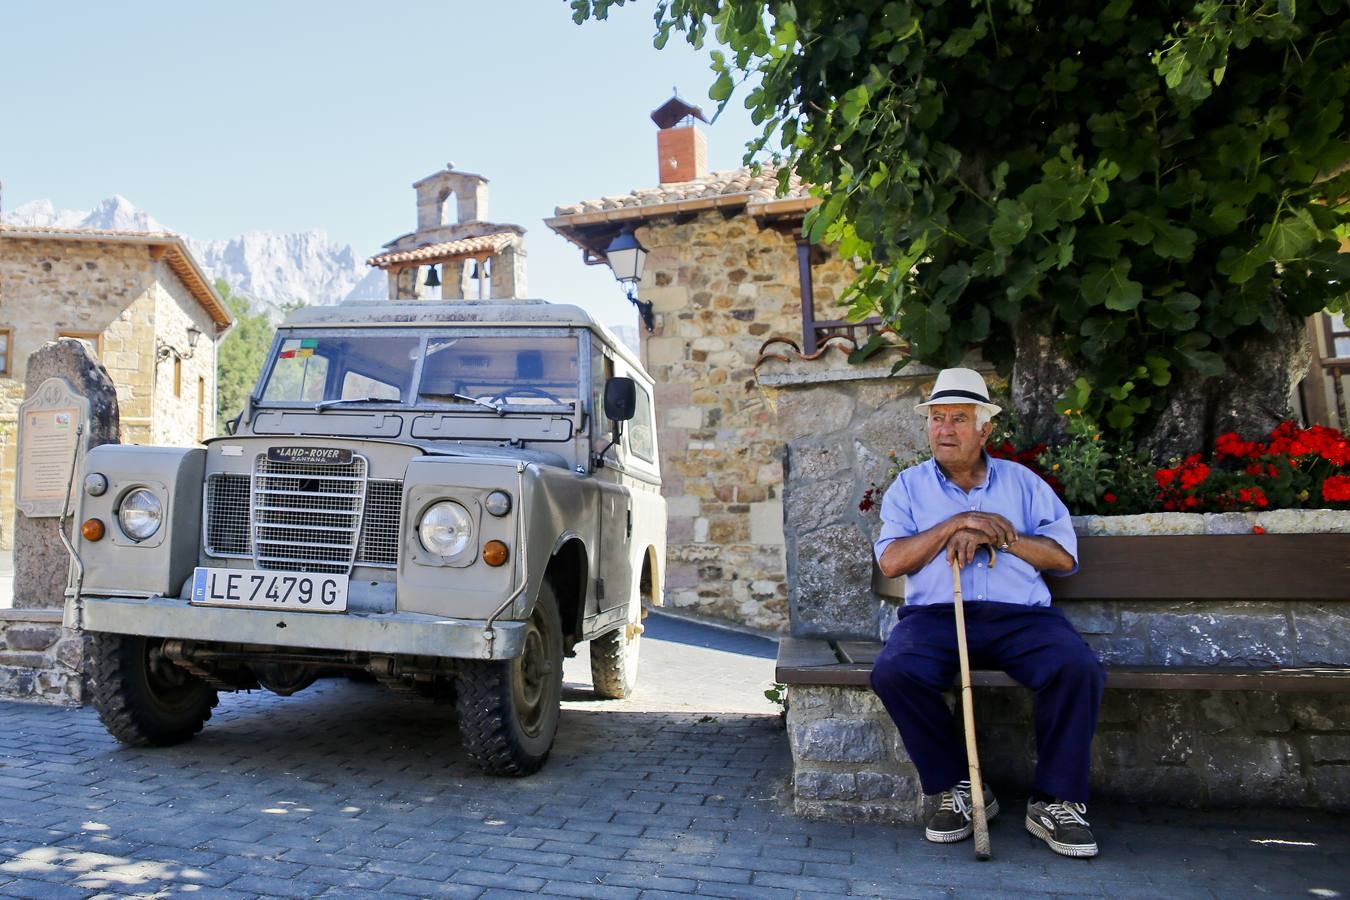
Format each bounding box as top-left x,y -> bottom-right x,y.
1044,800 -> 1090,826
941,782 -> 973,816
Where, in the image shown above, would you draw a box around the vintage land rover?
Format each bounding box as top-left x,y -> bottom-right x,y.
67,299 -> 665,775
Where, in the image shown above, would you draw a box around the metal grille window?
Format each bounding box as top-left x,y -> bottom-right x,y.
357,480 -> 403,568
251,455 -> 368,574
204,474 -> 252,556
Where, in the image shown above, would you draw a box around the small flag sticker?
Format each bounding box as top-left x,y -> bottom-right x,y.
279,339 -> 318,359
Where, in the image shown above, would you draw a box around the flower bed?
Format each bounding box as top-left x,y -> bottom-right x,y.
864,419 -> 1350,522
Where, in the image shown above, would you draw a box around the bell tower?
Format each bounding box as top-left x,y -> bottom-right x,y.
367,164 -> 528,302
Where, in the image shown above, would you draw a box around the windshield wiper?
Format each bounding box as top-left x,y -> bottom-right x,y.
451,393 -> 506,415
314,397 -> 398,411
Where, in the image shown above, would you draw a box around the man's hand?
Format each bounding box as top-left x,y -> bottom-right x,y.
878,510 -> 1019,578
952,511 -> 1018,551
945,528 -> 992,568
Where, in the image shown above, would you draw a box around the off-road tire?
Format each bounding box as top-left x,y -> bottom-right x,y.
589,621 -> 640,699
88,633 -> 219,746
455,584 -> 563,776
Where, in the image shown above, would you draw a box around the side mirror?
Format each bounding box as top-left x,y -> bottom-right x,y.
604,377 -> 637,422
224,413 -> 241,436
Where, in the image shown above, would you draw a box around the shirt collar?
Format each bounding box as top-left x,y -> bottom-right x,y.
931,451 -> 996,491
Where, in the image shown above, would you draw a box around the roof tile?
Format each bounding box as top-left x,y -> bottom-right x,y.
553,165 -> 810,217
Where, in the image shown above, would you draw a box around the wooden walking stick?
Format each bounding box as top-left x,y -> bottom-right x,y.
951,556 -> 992,860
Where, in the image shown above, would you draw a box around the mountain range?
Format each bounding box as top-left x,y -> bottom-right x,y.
3,195 -> 386,317
2,195 -> 639,350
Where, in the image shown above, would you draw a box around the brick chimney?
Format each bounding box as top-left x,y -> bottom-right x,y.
651,95 -> 710,185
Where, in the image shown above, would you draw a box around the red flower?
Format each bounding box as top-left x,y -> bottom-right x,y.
1155,468 -> 1177,489
1103,492 -> 1117,504
1322,475 -> 1350,503
858,487 -> 876,513
1252,524 -> 1265,534
1179,463 -> 1210,491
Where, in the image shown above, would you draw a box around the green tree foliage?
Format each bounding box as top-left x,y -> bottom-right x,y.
572,0 -> 1350,445
214,280 -> 274,432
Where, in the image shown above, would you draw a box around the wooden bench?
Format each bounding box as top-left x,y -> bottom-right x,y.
777,636 -> 1350,693
815,531 -> 1350,692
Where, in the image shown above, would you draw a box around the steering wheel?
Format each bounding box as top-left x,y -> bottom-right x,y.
489,386 -> 563,404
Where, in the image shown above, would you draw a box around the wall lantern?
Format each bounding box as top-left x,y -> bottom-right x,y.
157,324 -> 206,362
603,227 -> 653,333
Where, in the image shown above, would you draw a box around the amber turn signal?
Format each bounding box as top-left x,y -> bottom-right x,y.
482,540 -> 509,567
81,518 -> 106,541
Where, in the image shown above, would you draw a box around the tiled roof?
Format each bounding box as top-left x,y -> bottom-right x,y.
0,225 -> 231,329
366,233 -> 516,268
0,224 -> 179,240
552,166 -> 812,218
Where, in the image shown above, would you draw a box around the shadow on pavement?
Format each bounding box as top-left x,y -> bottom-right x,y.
642,610 -> 778,659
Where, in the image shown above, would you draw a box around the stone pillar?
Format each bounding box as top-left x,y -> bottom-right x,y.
393,266 -> 419,300
13,340 -> 119,609
755,345 -> 946,639
440,260 -> 467,301
491,244 -> 527,299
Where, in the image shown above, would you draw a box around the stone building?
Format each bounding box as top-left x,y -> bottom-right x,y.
367,165 -> 528,300
547,98 -> 875,633
0,225 -> 231,553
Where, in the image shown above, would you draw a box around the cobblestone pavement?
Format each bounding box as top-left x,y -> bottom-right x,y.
0,613 -> 1345,899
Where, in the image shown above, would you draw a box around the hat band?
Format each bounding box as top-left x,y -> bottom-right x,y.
927,388 -> 991,404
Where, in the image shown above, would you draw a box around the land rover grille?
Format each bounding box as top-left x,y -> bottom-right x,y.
204,456 -> 402,573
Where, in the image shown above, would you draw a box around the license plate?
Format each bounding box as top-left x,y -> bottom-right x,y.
190,567 -> 348,612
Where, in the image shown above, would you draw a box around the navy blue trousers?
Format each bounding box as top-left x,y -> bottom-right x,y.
869,601 -> 1105,802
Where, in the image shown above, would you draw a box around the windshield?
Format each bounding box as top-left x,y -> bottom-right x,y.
258,329 -> 581,408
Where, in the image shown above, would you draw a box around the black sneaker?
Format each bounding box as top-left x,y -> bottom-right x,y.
1025,799 -> 1099,858
924,780 -> 999,843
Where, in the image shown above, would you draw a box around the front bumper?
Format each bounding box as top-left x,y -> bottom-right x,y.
77,595 -> 527,660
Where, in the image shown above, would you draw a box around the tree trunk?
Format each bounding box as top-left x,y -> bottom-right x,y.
1142,305 -> 1311,462
1010,305 -> 1312,462
1010,316 -> 1080,444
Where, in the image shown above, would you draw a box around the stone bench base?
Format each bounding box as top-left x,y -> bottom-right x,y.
786,681 -> 1350,823
0,609 -> 85,706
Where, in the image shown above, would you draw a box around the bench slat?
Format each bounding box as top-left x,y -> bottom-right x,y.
777,641 -> 1350,693
1052,534 -> 1350,600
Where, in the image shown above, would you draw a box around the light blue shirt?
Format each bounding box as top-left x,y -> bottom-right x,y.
873,454 -> 1078,607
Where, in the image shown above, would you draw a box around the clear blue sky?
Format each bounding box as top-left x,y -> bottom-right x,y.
0,1 -> 762,327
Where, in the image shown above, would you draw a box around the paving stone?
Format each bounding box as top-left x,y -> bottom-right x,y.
538,881 -> 640,899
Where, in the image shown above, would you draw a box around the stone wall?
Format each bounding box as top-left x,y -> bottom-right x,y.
788,682 -> 1350,820
635,211 -> 857,632
0,609 -> 84,705
0,237 -> 216,550
150,274 -> 218,445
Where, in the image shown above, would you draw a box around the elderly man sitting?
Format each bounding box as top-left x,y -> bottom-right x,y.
869,367 -> 1106,859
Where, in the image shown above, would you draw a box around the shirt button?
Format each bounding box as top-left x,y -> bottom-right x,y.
977,595 -> 984,600
969,505 -> 976,511
977,563 -> 984,568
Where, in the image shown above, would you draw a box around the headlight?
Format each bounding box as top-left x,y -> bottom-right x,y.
418,501 -> 473,557
118,488 -> 163,541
